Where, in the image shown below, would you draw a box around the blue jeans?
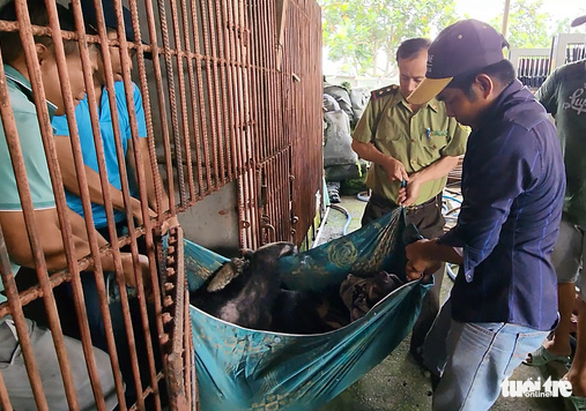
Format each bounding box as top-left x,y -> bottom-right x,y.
423,299 -> 549,411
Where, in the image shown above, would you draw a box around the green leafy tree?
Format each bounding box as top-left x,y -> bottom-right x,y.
551,17 -> 583,36
320,0 -> 460,77
491,0 -> 580,49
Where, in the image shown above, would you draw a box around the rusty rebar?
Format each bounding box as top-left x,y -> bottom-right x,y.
108,0 -> 164,408
11,1 -> 91,407
84,0 -> 150,407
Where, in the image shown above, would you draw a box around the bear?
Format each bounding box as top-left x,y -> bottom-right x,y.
190,241 -> 297,331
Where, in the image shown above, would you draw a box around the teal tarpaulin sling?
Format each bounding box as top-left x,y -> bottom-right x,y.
186,208 -> 430,410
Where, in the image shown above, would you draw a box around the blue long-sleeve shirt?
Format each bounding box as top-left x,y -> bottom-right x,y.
439,80 -> 565,331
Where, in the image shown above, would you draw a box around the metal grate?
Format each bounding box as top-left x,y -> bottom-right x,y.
565,42 -> 586,64
0,0 -> 322,409
516,55 -> 551,89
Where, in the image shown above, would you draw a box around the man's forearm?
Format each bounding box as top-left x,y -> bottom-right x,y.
56,136 -> 144,221
352,139 -> 393,166
426,239 -> 463,265
71,167 -> 144,222
411,155 -> 459,184
68,211 -> 143,286
136,138 -> 171,214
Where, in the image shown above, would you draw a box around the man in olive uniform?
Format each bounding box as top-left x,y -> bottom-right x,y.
351,38 -> 468,363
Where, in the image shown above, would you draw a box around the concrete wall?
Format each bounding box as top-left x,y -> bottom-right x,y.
177,181 -> 240,256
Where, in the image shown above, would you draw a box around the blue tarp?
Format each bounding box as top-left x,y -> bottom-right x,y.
187,208 -> 430,410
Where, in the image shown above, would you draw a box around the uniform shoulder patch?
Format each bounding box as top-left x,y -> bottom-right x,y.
370,84 -> 398,100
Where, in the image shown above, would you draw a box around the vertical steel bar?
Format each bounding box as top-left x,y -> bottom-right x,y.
264,1 -> 274,159
248,170 -> 258,249
246,0 -> 260,244
200,0 -> 222,187
0,47 -> 49,410
232,0 -> 249,245
242,0 -> 256,248
45,1 -> 132,408
124,0 -> 164,220
229,0 -> 248,246
250,0 -> 263,166
213,0 -> 234,182
190,0 -> 213,193
140,0 -> 177,219
281,152 -> 287,240
258,0 -> 271,244
268,1 -> 281,223
267,161 -> 275,243
0,61 -> 49,411
222,0 -> 244,178
124,0 -> 168,389
168,0 -> 195,206
0,347 -> 12,410
179,0 -> 204,201
12,1 -> 95,408
237,0 -> 248,172
183,286 -> 192,408
207,0 -> 227,186
67,1 -> 129,406
156,0 -> 187,211
86,0 -> 149,407
110,0 -> 166,407
0,248 -> 48,411
235,0 -> 248,175
274,2 -> 285,155
263,1 -> 275,160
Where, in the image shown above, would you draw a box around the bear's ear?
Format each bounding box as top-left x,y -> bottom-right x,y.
240,248 -> 254,260
207,257 -> 247,292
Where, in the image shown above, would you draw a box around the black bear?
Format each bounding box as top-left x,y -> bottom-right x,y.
190,242 -> 297,330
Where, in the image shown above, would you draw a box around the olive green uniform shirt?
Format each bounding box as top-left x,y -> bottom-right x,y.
353,85 -> 469,205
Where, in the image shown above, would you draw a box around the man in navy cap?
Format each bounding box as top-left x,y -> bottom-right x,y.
523,14 -> 586,410
405,19 -> 565,410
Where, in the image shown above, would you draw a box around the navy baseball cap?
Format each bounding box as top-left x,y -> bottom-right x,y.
571,15 -> 586,27
79,0 -> 140,43
408,19 -> 509,105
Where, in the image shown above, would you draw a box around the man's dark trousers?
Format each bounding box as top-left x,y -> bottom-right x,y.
362,191 -> 445,357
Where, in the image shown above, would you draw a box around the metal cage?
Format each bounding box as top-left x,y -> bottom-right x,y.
0,0 -> 322,410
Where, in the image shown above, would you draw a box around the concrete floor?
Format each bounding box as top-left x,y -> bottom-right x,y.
317,195 -> 569,411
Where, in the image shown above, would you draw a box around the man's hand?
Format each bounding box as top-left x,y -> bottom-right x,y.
406,239 -> 442,281
120,253 -> 152,289
130,198 -> 157,226
137,254 -> 154,298
160,215 -> 180,235
398,174 -> 422,206
382,156 -> 409,182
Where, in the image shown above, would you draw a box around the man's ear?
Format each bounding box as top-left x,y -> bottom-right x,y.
35,43 -> 51,65
475,74 -> 494,99
88,45 -> 100,74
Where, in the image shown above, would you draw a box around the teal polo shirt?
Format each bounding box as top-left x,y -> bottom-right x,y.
0,65 -> 57,304
52,81 -> 148,229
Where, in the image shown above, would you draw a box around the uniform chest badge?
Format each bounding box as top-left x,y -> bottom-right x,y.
425,128 -> 448,140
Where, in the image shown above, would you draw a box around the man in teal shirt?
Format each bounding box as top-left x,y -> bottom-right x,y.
0,0 -> 146,408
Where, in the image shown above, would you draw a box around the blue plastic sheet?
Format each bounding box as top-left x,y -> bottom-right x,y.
187,208 -> 430,410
